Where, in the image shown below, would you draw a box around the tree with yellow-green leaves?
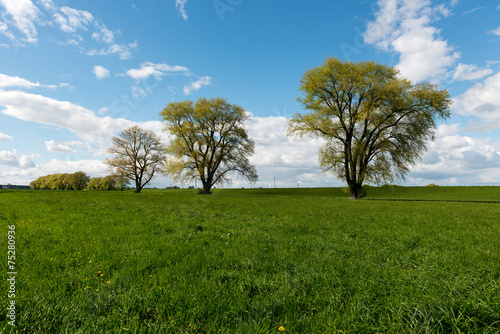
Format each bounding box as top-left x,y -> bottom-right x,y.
288,57 -> 452,199
160,97 -> 258,194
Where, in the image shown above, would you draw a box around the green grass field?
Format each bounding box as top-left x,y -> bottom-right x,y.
1,187 -> 500,333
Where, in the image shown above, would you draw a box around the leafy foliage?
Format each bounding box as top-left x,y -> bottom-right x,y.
289,57 -> 451,198
29,171 -> 90,190
161,97 -> 258,194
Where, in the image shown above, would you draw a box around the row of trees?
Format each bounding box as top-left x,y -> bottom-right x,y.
30,172 -> 130,191
104,97 -> 258,194
44,58 -> 449,198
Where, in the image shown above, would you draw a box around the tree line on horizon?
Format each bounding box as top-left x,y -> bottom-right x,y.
29,172 -> 130,191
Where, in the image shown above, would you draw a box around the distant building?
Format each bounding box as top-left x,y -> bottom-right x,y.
1,184 -> 31,190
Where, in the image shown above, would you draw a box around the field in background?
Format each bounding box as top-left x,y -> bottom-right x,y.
1,187 -> 499,333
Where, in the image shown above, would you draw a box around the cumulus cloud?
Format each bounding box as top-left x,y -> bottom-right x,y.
241,113 -> 342,188
92,65 -> 110,79
0,90 -> 134,144
45,140 -> 77,154
452,63 -> 493,81
364,0 -> 459,82
0,73 -> 41,88
175,0 -> 188,21
454,72 -> 500,131
0,90 -> 164,151
0,158 -> 109,185
245,115 -> 500,188
0,149 -> 35,168
126,62 -> 189,80
408,123 -> 500,185
183,76 -> 213,95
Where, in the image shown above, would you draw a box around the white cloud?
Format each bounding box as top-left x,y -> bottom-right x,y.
0,158 -> 109,185
463,7 -> 483,15
452,63 -> 493,81
53,6 -> 93,33
0,0 -> 39,43
364,0 -> 459,82
126,62 -> 189,80
175,0 -> 188,21
454,71 -> 500,131
45,140 -> 77,154
240,113 -> 343,188
408,123 -> 500,185
0,90 -> 164,148
183,76 -> 213,95
0,0 -> 136,58
92,65 -> 110,79
39,0 -> 55,11
0,149 -> 35,168
87,42 -> 138,60
0,20 -> 15,42
0,73 -> 67,89
0,132 -> 13,141
490,27 -> 500,36
92,24 -> 114,44
131,86 -> 152,98
0,90 -> 134,144
0,73 -> 41,88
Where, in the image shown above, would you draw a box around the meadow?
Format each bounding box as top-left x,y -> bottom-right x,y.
1,186 -> 499,333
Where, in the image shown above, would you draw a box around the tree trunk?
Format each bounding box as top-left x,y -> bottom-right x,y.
348,183 -> 362,199
202,182 -> 211,195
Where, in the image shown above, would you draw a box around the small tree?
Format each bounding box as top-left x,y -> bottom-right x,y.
100,175 -> 117,190
288,57 -> 451,199
115,175 -> 131,190
160,97 -> 258,194
87,177 -> 102,190
69,171 -> 90,190
104,126 -> 166,193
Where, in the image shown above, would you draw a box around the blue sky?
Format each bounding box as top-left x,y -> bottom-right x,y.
1,0 -> 500,188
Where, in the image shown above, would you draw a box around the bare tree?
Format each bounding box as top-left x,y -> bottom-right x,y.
104,126 -> 166,193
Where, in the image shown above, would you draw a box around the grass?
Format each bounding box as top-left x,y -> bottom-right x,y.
1,187 -> 500,333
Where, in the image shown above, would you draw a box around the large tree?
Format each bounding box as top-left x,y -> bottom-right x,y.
160,97 -> 258,194
104,126 -> 166,193
288,57 -> 451,199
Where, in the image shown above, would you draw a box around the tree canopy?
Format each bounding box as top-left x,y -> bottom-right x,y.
288,57 -> 451,199
30,172 -> 90,190
160,97 -> 258,194
104,126 -> 166,193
